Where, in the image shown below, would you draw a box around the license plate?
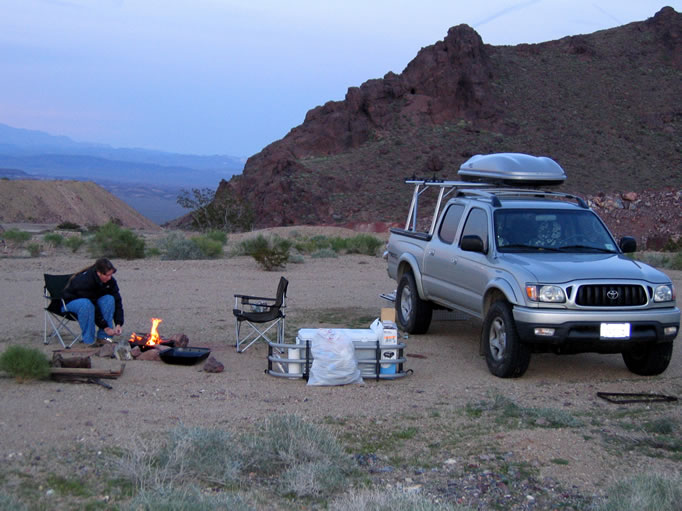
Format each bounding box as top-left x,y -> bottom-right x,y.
600,323 -> 631,339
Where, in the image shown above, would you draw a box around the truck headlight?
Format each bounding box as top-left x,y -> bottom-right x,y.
653,284 -> 674,302
526,285 -> 566,303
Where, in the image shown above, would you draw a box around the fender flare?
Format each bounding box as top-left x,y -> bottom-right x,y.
396,253 -> 427,299
480,278 -> 522,356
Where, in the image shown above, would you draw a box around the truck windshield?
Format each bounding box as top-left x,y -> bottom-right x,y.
494,209 -> 618,253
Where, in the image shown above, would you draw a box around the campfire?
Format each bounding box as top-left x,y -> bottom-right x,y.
129,318 -> 174,350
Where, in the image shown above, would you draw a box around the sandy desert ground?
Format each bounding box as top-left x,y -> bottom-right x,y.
0,243 -> 680,503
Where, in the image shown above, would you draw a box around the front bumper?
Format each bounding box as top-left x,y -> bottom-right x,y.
513,306 -> 679,352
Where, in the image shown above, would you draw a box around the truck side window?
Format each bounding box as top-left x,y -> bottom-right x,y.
438,204 -> 465,244
460,208 -> 488,252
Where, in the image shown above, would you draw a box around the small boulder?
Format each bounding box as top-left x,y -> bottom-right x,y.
137,349 -> 161,361
203,356 -> 224,373
169,333 -> 189,348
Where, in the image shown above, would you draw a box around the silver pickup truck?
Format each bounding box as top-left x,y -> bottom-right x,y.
385,153 -> 679,378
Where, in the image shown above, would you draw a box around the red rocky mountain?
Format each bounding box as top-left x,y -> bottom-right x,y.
212,7 -> 681,247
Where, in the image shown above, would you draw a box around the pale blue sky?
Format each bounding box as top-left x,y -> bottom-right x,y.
0,0 -> 678,156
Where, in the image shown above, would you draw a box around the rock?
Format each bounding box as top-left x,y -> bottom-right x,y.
97,344 -> 115,358
169,333 -> 189,348
137,349 -> 160,361
622,191 -> 638,201
130,346 -> 141,358
203,356 -> 224,373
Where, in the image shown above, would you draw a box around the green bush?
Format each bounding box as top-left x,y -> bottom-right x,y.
26,242 -> 42,257
65,236 -> 85,253
191,236 -> 224,258
125,487 -> 254,511
44,233 -> 64,247
311,248 -> 338,259
330,488 -> 465,510
88,221 -> 145,259
3,229 -> 31,244
592,473 -> 682,511
238,235 -> 291,270
205,229 -> 228,245
0,346 -> 51,382
159,233 -> 203,260
345,234 -> 383,256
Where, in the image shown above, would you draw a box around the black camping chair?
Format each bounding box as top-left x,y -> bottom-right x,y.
44,273 -> 82,349
233,276 -> 288,353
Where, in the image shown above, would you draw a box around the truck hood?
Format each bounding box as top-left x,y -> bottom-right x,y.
499,253 -> 671,284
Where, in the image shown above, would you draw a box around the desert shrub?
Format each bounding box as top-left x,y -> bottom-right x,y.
115,426 -> 241,490
288,251 -> 305,264
57,221 -> 81,231
3,229 -> 31,244
43,233 -> 64,247
159,233 -> 203,260
345,234 -> 383,256
592,473 -> 682,511
191,235 -> 224,258
125,487 -> 254,511
88,221 -> 145,259
0,493 -> 28,511
0,346 -> 51,382
26,242 -> 41,257
205,229 -> 228,245
311,248 -> 338,259
65,236 -> 85,253
238,235 -> 291,270
242,415 -> 353,497
330,488 -> 465,511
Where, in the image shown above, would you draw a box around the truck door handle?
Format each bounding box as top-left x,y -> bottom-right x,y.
450,257 -> 457,264
428,250 -> 435,256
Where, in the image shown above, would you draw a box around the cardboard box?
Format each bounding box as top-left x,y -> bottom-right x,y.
381,307 -> 396,322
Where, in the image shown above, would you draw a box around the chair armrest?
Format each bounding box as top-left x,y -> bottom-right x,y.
234,294 -> 276,302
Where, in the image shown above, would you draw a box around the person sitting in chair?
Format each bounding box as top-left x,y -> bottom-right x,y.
62,258 -> 124,345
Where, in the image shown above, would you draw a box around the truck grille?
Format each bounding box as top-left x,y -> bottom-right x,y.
575,284 -> 647,306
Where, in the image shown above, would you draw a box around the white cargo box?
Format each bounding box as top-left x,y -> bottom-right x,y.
458,153 -> 566,186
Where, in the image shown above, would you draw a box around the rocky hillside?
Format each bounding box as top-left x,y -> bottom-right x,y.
213,7 -> 681,246
0,180 -> 160,231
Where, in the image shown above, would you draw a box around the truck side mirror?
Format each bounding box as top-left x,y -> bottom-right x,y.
461,235 -> 486,254
619,236 -> 637,253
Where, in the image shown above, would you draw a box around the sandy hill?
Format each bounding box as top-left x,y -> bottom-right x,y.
0,180 -> 160,231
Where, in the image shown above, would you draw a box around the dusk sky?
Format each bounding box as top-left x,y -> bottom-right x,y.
1,1 -> 678,157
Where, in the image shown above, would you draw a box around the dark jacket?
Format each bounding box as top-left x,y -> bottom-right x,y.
63,268 -> 124,329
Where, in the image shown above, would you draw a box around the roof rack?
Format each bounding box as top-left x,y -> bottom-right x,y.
401,178 -> 586,236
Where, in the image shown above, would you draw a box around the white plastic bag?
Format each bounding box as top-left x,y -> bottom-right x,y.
307,329 -> 363,386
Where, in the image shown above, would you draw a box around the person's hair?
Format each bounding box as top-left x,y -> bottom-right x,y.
94,258 -> 116,275
68,258 -> 116,284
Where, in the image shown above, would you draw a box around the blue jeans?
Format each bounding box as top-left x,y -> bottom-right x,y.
63,295 -> 115,345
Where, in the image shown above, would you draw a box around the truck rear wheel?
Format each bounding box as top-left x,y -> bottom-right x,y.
622,342 -> 673,376
396,272 -> 432,334
482,301 -> 530,378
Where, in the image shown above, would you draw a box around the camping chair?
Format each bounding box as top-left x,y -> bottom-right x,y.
44,273 -> 82,348
233,276 -> 288,353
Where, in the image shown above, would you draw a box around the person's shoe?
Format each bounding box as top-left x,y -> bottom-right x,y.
95,337 -> 114,346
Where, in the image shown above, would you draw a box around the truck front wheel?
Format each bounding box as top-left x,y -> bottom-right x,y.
396,272 -> 432,334
482,301 -> 531,378
622,342 -> 673,376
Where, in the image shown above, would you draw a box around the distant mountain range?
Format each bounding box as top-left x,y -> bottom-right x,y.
0,123 -> 245,224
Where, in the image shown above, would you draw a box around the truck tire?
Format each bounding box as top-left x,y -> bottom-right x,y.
482,301 -> 531,378
396,272 -> 432,334
622,342 -> 673,376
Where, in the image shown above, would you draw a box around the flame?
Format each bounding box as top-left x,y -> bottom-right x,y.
148,317 -> 163,345
128,317 -> 163,345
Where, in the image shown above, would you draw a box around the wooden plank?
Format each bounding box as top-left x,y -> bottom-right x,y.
50,363 -> 125,379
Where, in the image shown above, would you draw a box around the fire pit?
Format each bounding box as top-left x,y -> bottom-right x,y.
129,318 -> 175,351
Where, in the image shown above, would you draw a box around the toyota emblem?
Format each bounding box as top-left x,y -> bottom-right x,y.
606,289 -> 619,300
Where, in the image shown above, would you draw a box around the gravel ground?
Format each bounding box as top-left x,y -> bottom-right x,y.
0,248 -> 680,509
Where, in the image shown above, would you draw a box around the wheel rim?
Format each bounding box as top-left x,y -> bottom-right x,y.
400,285 -> 413,322
488,316 -> 506,361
